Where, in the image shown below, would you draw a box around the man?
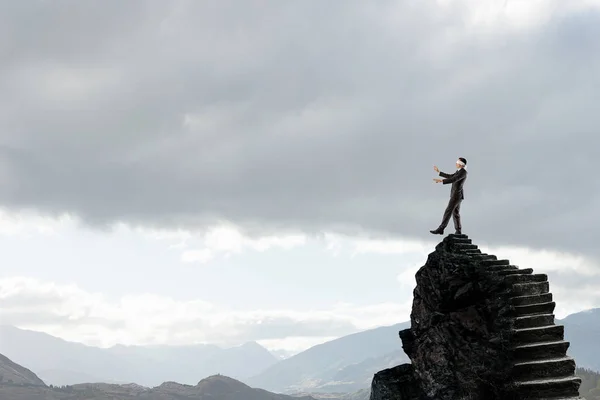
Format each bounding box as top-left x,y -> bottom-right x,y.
430,157 -> 467,235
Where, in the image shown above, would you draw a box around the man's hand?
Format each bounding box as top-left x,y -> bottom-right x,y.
433,165 -> 439,173
433,178 -> 442,183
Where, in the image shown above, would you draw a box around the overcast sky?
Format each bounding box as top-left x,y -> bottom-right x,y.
0,0 -> 599,354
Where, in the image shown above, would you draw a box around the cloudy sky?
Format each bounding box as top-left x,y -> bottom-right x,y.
1,0 -> 599,355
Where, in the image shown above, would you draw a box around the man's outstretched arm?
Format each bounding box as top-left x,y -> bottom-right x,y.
442,168 -> 466,184
433,165 -> 453,178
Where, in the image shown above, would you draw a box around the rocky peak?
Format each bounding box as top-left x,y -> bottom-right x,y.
371,234 -> 582,400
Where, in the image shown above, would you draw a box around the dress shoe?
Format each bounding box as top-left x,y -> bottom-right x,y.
454,230 -> 461,235
430,229 -> 444,235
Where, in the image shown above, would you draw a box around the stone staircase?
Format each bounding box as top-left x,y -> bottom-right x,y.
447,234 -> 582,400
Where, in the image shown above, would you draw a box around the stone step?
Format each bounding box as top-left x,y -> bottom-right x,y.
514,375 -> 581,398
470,253 -> 497,260
452,237 -> 473,243
464,249 -> 482,254
447,237 -> 468,243
481,259 -> 511,266
543,397 -> 584,400
479,254 -> 508,265
505,273 -> 548,284
514,314 -> 555,329
448,234 -> 468,238
513,325 -> 564,344
455,243 -> 477,250
512,340 -> 570,362
513,356 -> 576,381
513,302 -> 556,317
497,268 -> 533,276
511,293 -> 553,306
540,396 -> 585,400
512,281 -> 549,296
540,397 -> 583,400
487,264 -> 518,272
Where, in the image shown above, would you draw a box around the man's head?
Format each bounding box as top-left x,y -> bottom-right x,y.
456,157 -> 467,169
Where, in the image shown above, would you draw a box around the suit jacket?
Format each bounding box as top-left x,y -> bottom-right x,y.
439,168 -> 467,200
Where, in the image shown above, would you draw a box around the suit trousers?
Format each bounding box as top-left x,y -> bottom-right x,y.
438,197 -> 462,231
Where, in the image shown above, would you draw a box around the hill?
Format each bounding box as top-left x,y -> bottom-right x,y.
58,375 -> 317,400
0,355 -> 317,400
559,308 -> 600,372
247,322 -> 410,393
578,367 -> 600,400
0,353 -> 46,386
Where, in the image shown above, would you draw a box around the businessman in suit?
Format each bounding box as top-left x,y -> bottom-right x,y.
430,157 -> 467,235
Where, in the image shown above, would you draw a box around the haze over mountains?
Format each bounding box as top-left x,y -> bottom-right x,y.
1,309 -> 598,395
0,325 -> 278,387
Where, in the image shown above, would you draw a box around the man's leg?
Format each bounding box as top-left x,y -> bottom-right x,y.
452,199 -> 462,234
431,198 -> 458,234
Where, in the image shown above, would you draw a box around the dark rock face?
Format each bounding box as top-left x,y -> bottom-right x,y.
405,236 -> 515,399
370,364 -> 423,400
371,234 -> 582,400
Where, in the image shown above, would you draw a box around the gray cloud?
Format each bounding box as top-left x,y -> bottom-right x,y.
1,1 -> 599,258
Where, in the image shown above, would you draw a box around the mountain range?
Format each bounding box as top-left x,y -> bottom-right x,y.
558,308 -> 600,373
0,359 -> 318,400
2,351 -> 598,400
247,322 -> 410,393
0,325 -> 278,387
0,353 -> 370,400
0,308 -> 598,395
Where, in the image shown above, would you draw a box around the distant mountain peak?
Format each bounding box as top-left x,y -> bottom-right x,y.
196,374 -> 250,391
226,341 -> 261,350
577,307 -> 600,314
560,307 -> 600,326
156,381 -> 191,390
